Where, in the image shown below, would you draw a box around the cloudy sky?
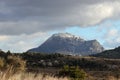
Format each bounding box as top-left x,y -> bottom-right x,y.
0,0 -> 120,52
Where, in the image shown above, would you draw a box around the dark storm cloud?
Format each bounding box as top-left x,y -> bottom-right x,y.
0,0 -> 120,35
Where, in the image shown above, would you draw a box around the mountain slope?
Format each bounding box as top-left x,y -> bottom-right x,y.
91,46 -> 120,59
28,33 -> 104,56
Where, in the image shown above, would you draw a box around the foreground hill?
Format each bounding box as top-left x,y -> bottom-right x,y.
91,46 -> 120,59
28,33 -> 104,56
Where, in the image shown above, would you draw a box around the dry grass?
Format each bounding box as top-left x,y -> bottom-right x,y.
0,72 -> 69,80
0,65 -> 68,80
0,66 -> 119,80
0,71 -> 120,80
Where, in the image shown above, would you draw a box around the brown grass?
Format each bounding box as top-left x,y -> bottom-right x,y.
0,71 -> 120,80
0,66 -> 119,80
0,72 -> 69,80
0,65 -> 68,80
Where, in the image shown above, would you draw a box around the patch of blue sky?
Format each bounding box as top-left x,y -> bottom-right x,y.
65,26 -> 105,41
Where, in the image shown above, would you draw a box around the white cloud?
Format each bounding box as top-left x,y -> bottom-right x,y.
0,35 -> 9,41
106,29 -> 118,38
0,32 -> 50,52
103,28 -> 120,49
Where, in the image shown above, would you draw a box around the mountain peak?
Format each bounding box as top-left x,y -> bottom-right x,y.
51,33 -> 84,41
52,33 -> 75,38
28,33 -> 104,56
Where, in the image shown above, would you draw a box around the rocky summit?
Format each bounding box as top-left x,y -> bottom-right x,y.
28,33 -> 104,56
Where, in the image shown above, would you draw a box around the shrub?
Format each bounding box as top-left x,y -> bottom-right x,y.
59,65 -> 86,80
6,56 -> 26,73
0,58 -> 5,69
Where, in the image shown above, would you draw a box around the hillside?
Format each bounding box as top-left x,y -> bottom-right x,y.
91,46 -> 120,59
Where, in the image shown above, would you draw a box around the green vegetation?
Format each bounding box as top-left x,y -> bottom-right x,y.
59,65 -> 86,80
